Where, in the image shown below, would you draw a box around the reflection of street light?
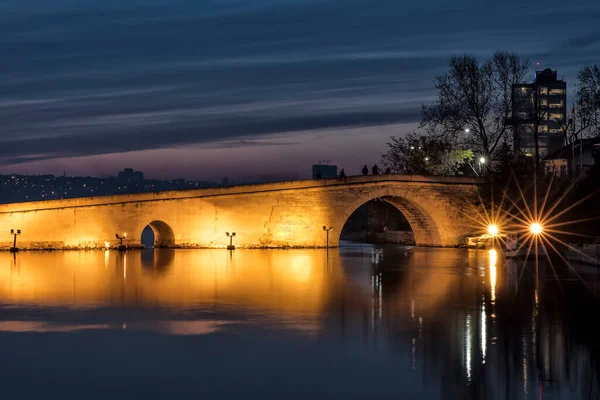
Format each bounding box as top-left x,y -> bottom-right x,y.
489,249 -> 497,302
115,233 -> 127,251
226,232 -> 236,250
322,226 -> 333,248
10,229 -> 21,253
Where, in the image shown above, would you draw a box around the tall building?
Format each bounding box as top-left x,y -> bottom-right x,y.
511,68 -> 567,158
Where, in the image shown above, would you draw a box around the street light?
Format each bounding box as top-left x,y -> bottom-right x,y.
487,224 -> 499,236
226,232 -> 236,250
10,229 -> 21,253
478,156 -> 486,174
322,226 -> 332,248
465,128 -> 470,133
115,232 -> 127,251
530,223 -> 543,235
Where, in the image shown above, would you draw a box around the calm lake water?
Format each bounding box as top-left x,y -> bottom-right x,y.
0,246 -> 598,399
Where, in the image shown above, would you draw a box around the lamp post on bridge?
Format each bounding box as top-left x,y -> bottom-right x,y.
115,232 -> 127,251
9,229 -> 21,253
226,232 -> 236,250
322,226 -> 332,249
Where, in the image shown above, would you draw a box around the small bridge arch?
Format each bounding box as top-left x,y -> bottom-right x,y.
139,220 -> 175,248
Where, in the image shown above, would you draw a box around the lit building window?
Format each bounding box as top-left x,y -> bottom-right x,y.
540,98 -> 548,107
549,88 -> 565,95
523,148 -> 535,156
538,125 -> 548,133
549,113 -> 564,120
549,101 -> 564,108
539,87 -> 548,95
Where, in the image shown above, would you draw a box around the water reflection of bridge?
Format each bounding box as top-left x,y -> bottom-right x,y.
0,248 -> 597,398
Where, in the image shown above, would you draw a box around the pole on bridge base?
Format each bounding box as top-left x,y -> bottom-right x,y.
115,232 -> 127,251
9,229 -> 21,253
322,226 -> 332,249
226,232 -> 236,250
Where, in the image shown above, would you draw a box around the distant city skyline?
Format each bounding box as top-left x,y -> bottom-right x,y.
1,0 -> 599,181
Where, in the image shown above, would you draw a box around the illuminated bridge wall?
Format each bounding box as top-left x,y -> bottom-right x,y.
0,175 -> 482,249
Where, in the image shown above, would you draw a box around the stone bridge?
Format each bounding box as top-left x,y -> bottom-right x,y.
0,175 -> 483,250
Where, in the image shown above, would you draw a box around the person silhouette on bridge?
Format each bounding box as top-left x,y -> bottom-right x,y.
339,169 -> 347,182
362,165 -> 369,175
372,164 -> 379,175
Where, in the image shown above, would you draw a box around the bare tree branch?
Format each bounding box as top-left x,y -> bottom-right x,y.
421,51 -> 529,157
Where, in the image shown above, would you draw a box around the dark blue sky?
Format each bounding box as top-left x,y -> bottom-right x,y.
1,0 -> 599,180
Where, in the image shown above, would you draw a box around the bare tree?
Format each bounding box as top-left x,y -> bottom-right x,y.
552,65 -> 600,146
421,51 -> 530,157
575,64 -> 600,137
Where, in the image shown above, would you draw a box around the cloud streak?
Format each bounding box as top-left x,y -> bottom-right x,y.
1,0 -> 599,178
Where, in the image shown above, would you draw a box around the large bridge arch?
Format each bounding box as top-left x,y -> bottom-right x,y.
333,188 -> 443,247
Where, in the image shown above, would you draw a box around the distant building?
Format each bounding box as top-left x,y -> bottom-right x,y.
117,168 -> 144,182
222,177 -> 229,186
511,68 -> 567,158
312,164 -> 337,179
542,137 -> 600,177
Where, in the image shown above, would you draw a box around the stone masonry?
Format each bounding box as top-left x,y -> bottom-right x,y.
0,175 -> 483,250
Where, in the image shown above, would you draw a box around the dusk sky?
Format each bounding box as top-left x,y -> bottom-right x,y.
1,0 -> 599,181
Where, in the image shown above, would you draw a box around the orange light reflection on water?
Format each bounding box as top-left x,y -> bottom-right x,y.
0,250 -> 331,317
0,248 -> 496,339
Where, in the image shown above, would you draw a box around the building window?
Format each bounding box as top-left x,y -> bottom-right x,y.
539,87 -> 548,95
523,148 -> 535,157
549,88 -> 565,95
549,128 -> 563,134
540,98 -> 548,107
538,125 -> 548,133
549,100 -> 564,108
518,111 -> 529,118
549,113 -> 564,121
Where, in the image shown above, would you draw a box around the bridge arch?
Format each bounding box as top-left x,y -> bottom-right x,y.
334,188 -> 443,247
140,220 -> 175,248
